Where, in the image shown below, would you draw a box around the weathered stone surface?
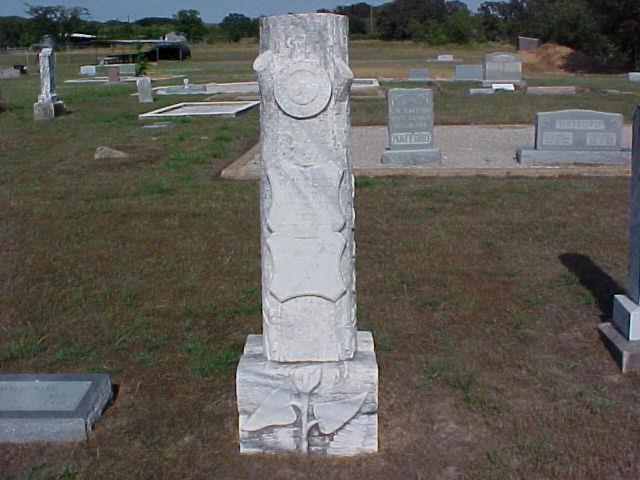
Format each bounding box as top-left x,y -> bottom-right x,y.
254,13 -> 356,362
627,106 -> 640,303
469,88 -> 494,95
0,374 -> 112,443
80,65 -> 96,76
34,48 -> 64,120
628,73 -> 640,82
237,331 -> 377,456
483,52 -> 523,84
535,110 -> 623,151
612,295 -> 640,341
408,68 -> 429,81
117,64 -> 136,75
598,323 -> 640,372
33,100 -> 55,121
139,101 -> 259,119
94,146 -> 129,160
517,36 -> 540,51
516,149 -> 630,166
136,77 -> 153,103
526,86 -> 576,95
106,66 -> 120,83
454,64 -> 483,81
382,88 -> 440,165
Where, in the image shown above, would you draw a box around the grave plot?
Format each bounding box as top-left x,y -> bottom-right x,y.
139,101 -> 259,119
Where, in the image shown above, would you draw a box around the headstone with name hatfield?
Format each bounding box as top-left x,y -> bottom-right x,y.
517,109 -> 630,165
482,52 -> 524,86
382,88 -> 440,165
598,106 -> 640,372
136,77 -> 154,103
0,373 -> 112,442
236,12 -> 378,457
33,48 -> 65,120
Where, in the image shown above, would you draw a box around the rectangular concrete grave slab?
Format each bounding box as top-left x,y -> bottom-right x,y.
237,331 -> 377,456
492,83 -> 515,91
382,88 -> 440,165
535,110 -> 624,151
454,64 -> 483,81
205,82 -> 259,94
351,78 -> 380,90
526,86 -> 576,95
598,323 -> 640,372
238,12 -> 378,456
483,52 -> 522,82
139,101 -> 259,119
408,68 -> 429,81
437,54 -> 454,62
0,374 -> 112,443
628,73 -> 640,82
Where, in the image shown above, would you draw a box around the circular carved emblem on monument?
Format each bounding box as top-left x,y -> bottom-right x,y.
274,60 -> 332,119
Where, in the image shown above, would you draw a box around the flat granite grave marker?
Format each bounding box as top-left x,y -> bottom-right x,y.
517,109 -> 630,165
237,12 -> 378,457
408,68 -> 429,81
382,88 -> 440,165
437,54 -> 454,62
454,64 -> 483,81
33,48 -> 65,120
136,77 -> 153,103
0,374 -> 112,443
482,52 -> 524,87
599,106 -> 640,371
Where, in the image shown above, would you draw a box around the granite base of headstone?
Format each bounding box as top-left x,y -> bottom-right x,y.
33,99 -> 65,120
0,374 -> 112,443
599,106 -> 640,372
381,88 -> 441,165
526,86 -> 576,95
454,64 -> 483,81
469,88 -> 495,95
517,109 -> 630,166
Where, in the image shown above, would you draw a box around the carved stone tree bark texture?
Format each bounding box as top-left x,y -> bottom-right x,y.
255,13 -> 356,363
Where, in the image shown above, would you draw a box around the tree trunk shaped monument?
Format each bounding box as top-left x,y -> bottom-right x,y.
235,13 -> 378,456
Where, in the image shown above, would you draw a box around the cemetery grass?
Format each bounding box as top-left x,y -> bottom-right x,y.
1,43 -> 640,479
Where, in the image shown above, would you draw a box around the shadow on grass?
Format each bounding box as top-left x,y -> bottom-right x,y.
559,253 -> 624,321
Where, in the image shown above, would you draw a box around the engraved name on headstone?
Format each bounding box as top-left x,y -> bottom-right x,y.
0,374 -> 112,443
535,110 -> 623,151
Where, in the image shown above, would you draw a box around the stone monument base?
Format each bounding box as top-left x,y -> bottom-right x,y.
382,148 -> 441,165
482,80 -> 526,87
236,331 -> 378,456
598,322 -> 640,372
517,148 -> 631,166
33,100 -> 65,121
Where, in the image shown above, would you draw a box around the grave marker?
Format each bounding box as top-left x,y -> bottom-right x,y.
629,73 -> 640,82
382,88 -> 440,165
236,12 -> 378,457
106,66 -> 120,83
33,48 -> 64,120
408,68 -> 429,81
483,52 -> 524,86
80,65 -> 96,76
599,106 -> 640,371
136,77 -> 153,103
454,64 -> 483,81
517,37 -> 540,51
0,374 -> 112,443
517,109 -> 630,165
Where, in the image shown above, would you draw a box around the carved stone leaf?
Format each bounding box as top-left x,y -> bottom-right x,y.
313,392 -> 368,435
242,389 -> 297,432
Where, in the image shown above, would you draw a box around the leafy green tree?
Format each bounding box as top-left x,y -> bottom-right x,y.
376,0 -> 446,40
24,4 -> 90,45
220,13 -> 258,42
174,9 -> 206,41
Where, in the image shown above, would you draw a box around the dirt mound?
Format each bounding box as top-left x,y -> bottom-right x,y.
521,43 -> 593,74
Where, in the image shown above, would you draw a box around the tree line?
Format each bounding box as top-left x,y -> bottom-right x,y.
1,1 -> 638,68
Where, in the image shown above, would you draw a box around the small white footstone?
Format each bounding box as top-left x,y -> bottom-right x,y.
237,331 -> 378,456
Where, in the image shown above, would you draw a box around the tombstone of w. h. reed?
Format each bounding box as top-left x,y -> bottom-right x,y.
598,105 -> 640,371
517,109 -> 630,165
382,88 -> 440,165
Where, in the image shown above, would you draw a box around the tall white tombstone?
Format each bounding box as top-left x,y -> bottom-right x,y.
33,48 -> 65,120
236,13 -> 378,456
136,77 -> 154,103
599,105 -> 640,371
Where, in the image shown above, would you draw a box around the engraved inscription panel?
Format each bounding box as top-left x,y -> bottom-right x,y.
267,233 -> 347,302
274,59 -> 332,119
0,381 -> 91,411
387,88 -> 434,151
484,52 -> 522,81
536,109 -> 623,151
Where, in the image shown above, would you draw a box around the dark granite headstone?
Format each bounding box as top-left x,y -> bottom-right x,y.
382,88 -> 440,165
0,374 -> 112,443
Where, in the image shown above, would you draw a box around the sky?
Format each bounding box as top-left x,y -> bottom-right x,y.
0,0 -> 486,23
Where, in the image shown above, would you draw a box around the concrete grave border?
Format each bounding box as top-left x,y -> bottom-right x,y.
139,101 -> 260,119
